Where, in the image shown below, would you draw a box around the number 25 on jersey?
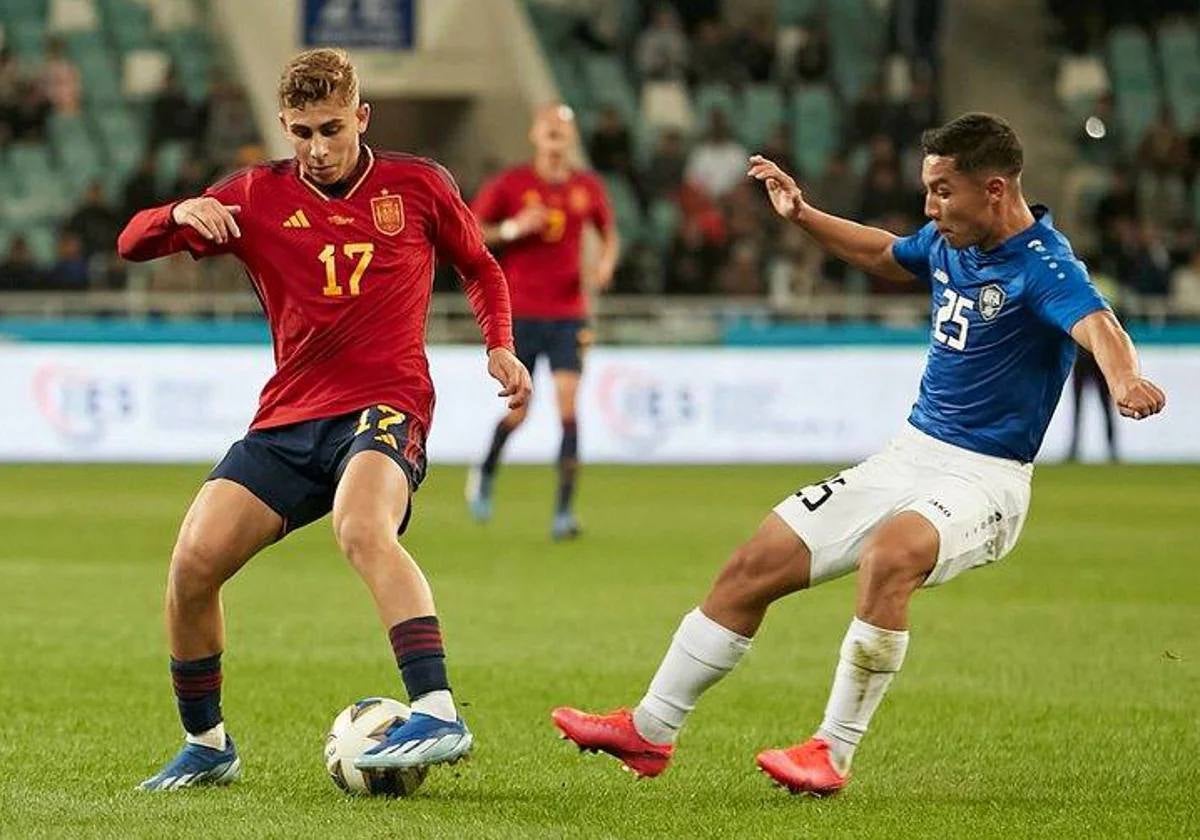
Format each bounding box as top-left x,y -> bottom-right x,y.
933,288 -> 973,351
320,242 -> 375,297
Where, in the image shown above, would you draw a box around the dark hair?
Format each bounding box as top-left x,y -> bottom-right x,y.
920,113 -> 1023,176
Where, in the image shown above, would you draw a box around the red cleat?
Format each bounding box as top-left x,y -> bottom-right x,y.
756,737 -> 848,796
551,707 -> 674,778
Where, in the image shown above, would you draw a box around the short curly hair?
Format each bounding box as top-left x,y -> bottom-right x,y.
278,48 -> 359,109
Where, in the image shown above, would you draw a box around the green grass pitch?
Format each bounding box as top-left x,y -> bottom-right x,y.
1,463 -> 1197,839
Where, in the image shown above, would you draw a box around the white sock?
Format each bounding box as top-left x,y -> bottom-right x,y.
185,721 -> 226,751
633,608 -> 752,745
412,689 -> 457,722
816,616 -> 909,774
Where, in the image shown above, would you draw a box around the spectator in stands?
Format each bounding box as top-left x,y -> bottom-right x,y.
1137,106 -> 1189,175
170,157 -> 215,200
0,46 -> 23,119
811,152 -> 861,221
8,78 -> 51,143
150,65 -> 209,151
635,5 -> 689,82
122,155 -> 161,222
1114,220 -> 1172,297
757,124 -> 795,178
858,163 -> 917,232
205,76 -> 259,163
40,37 -> 81,116
48,231 -> 90,290
891,0 -> 943,77
791,20 -> 830,84
0,236 -> 45,291
690,19 -> 743,86
850,79 -> 890,146
732,11 -> 776,84
685,109 -> 748,201
641,128 -> 687,202
889,71 -> 939,145
66,181 -> 123,260
716,239 -> 765,296
588,104 -> 634,178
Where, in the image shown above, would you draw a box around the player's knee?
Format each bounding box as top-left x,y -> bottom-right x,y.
715,540 -> 802,604
169,534 -> 230,599
859,541 -> 931,597
333,514 -> 393,569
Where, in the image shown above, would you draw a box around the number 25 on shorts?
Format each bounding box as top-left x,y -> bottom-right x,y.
320,242 -> 375,297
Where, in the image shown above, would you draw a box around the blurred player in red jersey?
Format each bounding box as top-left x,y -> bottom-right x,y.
466,103 -> 620,540
119,49 -> 531,791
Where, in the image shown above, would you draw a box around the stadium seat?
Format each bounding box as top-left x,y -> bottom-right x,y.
694,83 -> 738,129
827,0 -> 885,101
1106,25 -> 1157,92
123,48 -> 170,99
6,17 -> 47,61
776,0 -> 822,27
582,52 -> 638,125
601,173 -> 643,250
739,83 -> 786,150
1056,55 -> 1110,124
155,140 -> 189,195
24,225 -> 58,267
101,0 -> 155,52
790,85 -> 838,178
1157,22 -> 1200,131
647,198 -> 680,255
47,0 -> 99,33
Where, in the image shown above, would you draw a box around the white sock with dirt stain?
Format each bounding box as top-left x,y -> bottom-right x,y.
632,608 -> 752,745
816,616 -> 909,775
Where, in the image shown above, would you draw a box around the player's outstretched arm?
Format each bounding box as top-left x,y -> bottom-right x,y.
747,155 -> 913,283
1070,310 -> 1166,420
117,197 -> 241,262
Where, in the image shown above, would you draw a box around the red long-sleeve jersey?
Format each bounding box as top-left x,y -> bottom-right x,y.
118,147 -> 513,434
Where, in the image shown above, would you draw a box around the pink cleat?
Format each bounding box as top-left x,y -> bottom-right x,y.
756,737 -> 848,796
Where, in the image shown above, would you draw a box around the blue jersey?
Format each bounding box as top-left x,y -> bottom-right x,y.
891,206 -> 1108,462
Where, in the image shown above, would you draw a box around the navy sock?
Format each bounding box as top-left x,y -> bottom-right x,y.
388,616 -> 451,701
481,419 -> 516,477
170,653 -> 223,735
556,419 -> 578,515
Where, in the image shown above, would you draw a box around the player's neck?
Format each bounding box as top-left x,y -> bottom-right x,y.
980,200 -> 1037,252
533,153 -> 571,183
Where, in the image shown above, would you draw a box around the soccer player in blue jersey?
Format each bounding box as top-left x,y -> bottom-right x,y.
551,114 -> 1166,794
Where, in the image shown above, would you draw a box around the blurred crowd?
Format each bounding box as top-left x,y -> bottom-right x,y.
0,36 -> 261,292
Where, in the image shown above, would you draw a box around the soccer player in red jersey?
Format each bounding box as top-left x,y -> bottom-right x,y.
466,104 -> 620,540
119,49 -> 532,790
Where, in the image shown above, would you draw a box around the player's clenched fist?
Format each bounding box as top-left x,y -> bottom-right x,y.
1112,376 -> 1167,420
487,347 -> 533,410
747,154 -> 806,222
172,197 -> 242,244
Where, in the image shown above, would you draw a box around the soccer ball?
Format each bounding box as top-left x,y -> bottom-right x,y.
324,697 -> 428,796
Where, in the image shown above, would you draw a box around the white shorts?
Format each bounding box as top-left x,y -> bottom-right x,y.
773,424 -> 1033,588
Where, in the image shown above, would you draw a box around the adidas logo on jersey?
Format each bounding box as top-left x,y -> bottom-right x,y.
283,210 -> 311,229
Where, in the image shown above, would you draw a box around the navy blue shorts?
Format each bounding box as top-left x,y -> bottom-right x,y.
514,318 -> 590,374
209,404 -> 427,538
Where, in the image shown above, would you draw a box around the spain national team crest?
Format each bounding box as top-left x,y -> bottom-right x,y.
569,185 -> 591,214
979,284 -> 1006,321
371,192 -> 405,236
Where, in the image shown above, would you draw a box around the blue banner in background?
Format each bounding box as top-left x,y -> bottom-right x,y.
303,0 -> 415,49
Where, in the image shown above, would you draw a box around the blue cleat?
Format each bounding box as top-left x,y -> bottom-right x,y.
354,713 -> 473,771
465,466 -> 493,522
551,511 -> 582,541
138,736 -> 241,791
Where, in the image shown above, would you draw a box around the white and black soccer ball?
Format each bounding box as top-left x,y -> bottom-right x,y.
324,697 -> 428,796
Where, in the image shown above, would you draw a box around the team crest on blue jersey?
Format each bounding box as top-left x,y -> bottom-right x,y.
979,284 -> 1006,320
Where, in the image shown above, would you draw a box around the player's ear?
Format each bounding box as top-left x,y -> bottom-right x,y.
985,175 -> 1007,203
278,111 -> 288,135
356,102 -> 370,134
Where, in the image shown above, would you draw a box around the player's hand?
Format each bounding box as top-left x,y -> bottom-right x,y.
172,197 -> 242,244
511,205 -> 548,237
747,154 -> 806,223
487,347 -> 532,410
587,261 -> 615,292
1111,375 -> 1166,420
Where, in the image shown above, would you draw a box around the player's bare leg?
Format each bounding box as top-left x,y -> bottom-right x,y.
758,511 -> 937,795
553,514 -> 810,774
468,402 -> 529,522
551,369 -> 582,540
334,450 -> 473,770
141,480 -> 282,790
